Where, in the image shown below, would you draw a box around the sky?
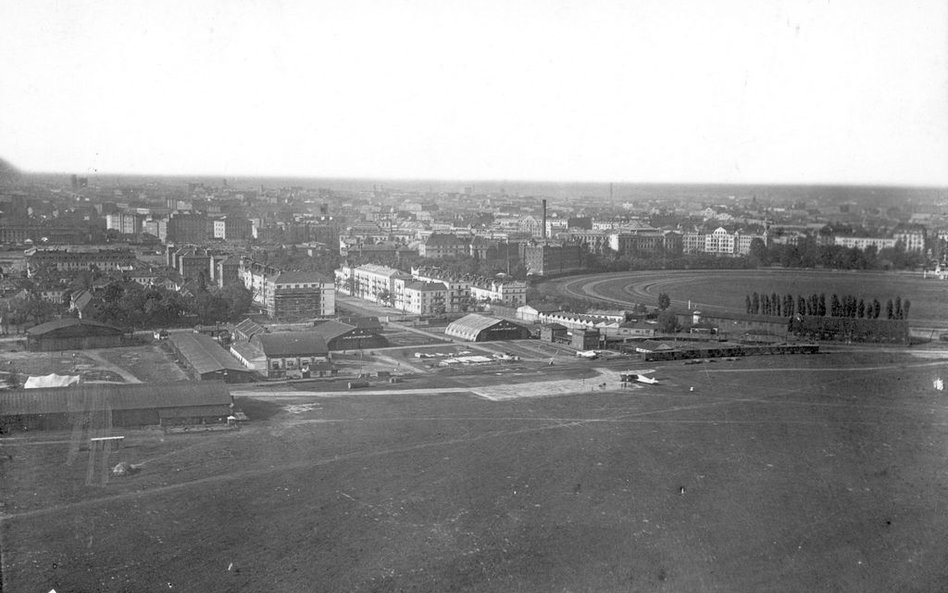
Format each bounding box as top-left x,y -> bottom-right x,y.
1,0 -> 947,186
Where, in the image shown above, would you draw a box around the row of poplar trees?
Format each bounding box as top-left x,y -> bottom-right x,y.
744,292 -> 910,320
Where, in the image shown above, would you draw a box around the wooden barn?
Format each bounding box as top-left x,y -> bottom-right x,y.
0,382 -> 234,433
26,318 -> 127,351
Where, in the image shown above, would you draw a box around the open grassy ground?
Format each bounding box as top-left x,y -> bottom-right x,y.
554,269 -> 948,328
0,344 -> 188,385
3,351 -> 948,592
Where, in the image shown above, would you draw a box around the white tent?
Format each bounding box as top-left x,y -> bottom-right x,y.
24,374 -> 80,389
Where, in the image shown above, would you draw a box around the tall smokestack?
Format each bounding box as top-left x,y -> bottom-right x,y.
542,199 -> 547,240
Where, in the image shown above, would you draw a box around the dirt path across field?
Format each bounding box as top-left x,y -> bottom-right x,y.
82,350 -> 142,383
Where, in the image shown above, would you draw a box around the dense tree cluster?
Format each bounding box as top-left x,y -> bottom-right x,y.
1,280 -> 254,332
744,291 -> 910,320
92,281 -> 254,328
748,237 -> 925,271
575,234 -> 926,275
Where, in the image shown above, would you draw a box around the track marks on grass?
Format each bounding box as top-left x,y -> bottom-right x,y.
4,360 -> 936,523
0,418 -> 589,522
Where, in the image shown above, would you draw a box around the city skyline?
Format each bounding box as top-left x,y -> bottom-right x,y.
2,0 -> 947,186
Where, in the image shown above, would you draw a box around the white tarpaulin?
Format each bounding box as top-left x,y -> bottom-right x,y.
24,374 -> 80,389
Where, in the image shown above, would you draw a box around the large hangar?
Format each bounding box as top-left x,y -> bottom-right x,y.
445,314 -> 531,342
311,319 -> 388,350
26,318 -> 126,351
0,382 -> 234,432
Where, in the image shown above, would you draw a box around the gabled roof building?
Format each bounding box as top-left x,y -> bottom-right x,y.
0,382 -> 233,431
231,331 -> 332,378
169,333 -> 255,382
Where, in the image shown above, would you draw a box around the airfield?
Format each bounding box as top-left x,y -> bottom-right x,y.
3,346 -> 948,592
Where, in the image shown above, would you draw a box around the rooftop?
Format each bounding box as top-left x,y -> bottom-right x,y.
271,271 -> 330,284
254,332 -> 329,357
169,333 -> 247,375
0,382 -> 232,416
310,320 -> 358,342
27,317 -> 122,337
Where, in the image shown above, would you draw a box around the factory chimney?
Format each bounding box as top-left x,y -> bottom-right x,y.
541,199 -> 547,240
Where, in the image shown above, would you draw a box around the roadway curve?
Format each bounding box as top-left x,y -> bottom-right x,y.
540,269 -> 948,330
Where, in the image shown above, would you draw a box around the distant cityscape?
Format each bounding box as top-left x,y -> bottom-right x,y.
0,171 -> 946,328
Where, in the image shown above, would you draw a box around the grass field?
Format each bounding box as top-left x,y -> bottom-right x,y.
3,351 -> 948,592
556,269 -> 948,328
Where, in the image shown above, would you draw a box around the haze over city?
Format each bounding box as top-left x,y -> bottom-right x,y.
2,0 -> 947,186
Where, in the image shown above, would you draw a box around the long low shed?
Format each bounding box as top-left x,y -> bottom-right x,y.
169,333 -> 257,382
0,382 -> 233,432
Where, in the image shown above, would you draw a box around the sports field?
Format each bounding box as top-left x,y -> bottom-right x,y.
554,269 -> 948,328
2,351 -> 947,592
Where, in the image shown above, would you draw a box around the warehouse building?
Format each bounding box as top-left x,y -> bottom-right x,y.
168,333 -> 256,382
0,382 -> 234,432
26,318 -> 127,351
231,331 -> 332,378
445,314 -> 531,342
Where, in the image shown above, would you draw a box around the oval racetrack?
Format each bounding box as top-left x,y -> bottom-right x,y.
544,269 -> 948,329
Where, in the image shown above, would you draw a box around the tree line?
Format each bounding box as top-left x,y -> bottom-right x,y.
1,280 -> 254,332
744,292 -> 910,320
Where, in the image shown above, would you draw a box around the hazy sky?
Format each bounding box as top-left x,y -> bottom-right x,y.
1,0 -> 946,185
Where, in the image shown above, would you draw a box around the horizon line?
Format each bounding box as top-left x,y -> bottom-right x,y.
14,168 -> 948,191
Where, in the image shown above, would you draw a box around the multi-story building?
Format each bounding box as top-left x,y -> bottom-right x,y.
734,232 -> 766,256
25,248 -> 136,276
411,266 -> 527,310
240,259 -> 334,318
143,218 -> 168,241
262,271 -> 335,318
521,242 -> 583,276
178,250 -> 213,283
106,212 -> 144,235
518,215 -> 543,238
704,227 -> 736,255
893,228 -> 926,254
167,212 -> 208,244
682,232 -> 706,254
335,264 -> 410,305
419,233 -> 470,259
215,256 -> 240,288
833,236 -> 896,251
608,229 -> 664,255
469,278 -> 527,308
559,230 -> 610,254
400,281 -> 448,315
239,259 -> 270,301
212,219 -> 227,239
411,267 -> 470,312
212,216 -> 253,241
662,230 -> 683,254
